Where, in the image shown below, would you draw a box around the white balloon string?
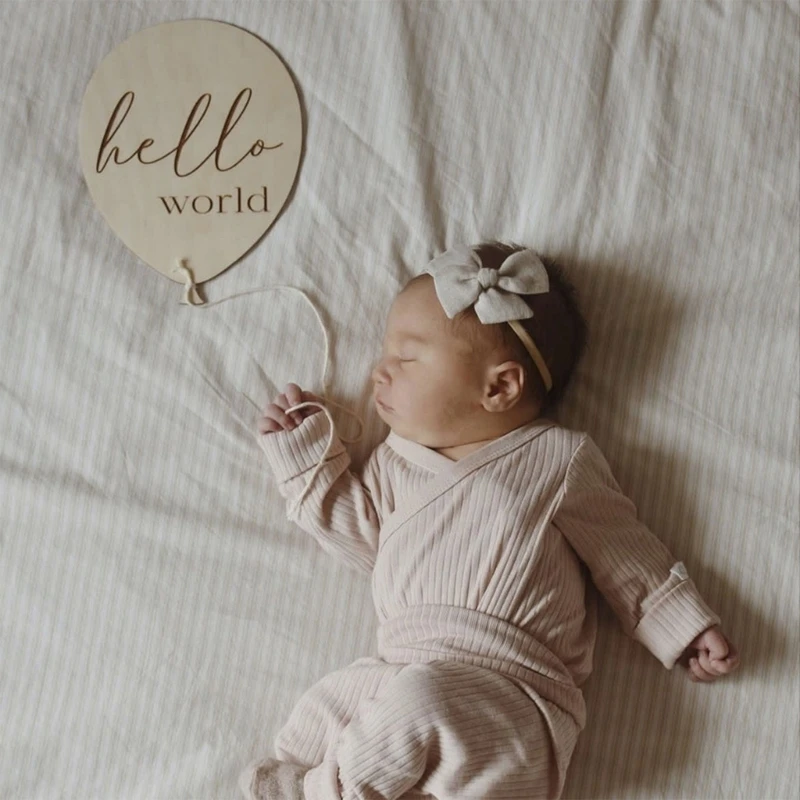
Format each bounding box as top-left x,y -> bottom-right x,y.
172,259 -> 367,513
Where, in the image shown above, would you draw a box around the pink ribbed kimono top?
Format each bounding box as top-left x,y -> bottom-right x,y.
259,412 -> 721,758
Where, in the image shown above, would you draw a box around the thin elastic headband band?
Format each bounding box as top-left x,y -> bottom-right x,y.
507,319 -> 553,392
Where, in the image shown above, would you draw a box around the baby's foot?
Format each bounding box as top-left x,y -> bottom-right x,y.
238,758 -> 307,800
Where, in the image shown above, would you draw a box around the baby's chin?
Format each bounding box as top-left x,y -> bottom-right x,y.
375,403 -> 447,447
375,399 -> 392,419
375,401 -> 399,429
376,405 -> 413,438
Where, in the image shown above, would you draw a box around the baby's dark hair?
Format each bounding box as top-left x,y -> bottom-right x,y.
433,240 -> 588,416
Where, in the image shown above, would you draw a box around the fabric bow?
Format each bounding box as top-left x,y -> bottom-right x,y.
423,244 -> 549,324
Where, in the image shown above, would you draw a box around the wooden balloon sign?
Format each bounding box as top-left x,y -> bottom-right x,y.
79,19 -> 302,294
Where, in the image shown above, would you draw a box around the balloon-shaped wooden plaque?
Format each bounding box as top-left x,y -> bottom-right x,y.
79,20 -> 302,286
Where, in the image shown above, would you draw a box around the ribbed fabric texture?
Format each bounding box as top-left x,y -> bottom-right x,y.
258,412 -> 721,798
1,2 -> 797,798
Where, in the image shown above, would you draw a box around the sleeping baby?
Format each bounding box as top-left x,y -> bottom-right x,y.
240,241 -> 740,800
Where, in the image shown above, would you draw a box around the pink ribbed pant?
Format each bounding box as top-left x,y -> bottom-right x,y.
274,657 -> 560,800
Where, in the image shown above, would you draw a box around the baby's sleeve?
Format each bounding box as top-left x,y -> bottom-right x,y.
552,434 -> 722,669
258,411 -> 385,574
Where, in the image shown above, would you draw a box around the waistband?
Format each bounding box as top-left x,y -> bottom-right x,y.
377,604 -> 586,726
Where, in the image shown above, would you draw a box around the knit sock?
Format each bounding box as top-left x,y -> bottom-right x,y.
238,758 -> 307,800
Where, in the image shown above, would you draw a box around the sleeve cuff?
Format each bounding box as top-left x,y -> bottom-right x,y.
632,578 -> 722,669
257,411 -> 347,485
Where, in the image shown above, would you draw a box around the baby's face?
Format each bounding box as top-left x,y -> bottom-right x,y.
371,276 -> 488,448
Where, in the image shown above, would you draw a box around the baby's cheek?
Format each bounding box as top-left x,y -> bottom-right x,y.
415,379 -> 446,415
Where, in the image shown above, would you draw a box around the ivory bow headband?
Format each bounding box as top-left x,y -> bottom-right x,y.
423,244 -> 553,392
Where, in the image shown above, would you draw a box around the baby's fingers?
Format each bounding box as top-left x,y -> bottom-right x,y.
701,645 -> 741,676
709,652 -> 740,676
699,651 -> 723,679
688,655 -> 716,682
275,387 -> 302,425
258,415 -> 282,434
284,384 -> 304,422
285,383 -> 324,418
689,649 -> 739,682
263,403 -> 298,431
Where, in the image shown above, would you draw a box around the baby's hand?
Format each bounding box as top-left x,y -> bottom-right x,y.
679,625 -> 740,683
258,383 -> 325,435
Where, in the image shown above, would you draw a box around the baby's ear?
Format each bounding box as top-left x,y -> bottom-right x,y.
484,361 -> 526,410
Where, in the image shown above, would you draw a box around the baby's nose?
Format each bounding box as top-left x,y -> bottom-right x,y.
371,362 -> 388,384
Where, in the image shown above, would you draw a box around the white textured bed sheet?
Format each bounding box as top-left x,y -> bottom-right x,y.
0,1 -> 798,798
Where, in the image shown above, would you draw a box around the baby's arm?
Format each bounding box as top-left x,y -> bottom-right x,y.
258,384 -> 383,574
553,434 -> 738,678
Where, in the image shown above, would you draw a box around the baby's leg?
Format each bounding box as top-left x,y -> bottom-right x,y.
308,660 -> 559,800
274,656 -> 405,768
